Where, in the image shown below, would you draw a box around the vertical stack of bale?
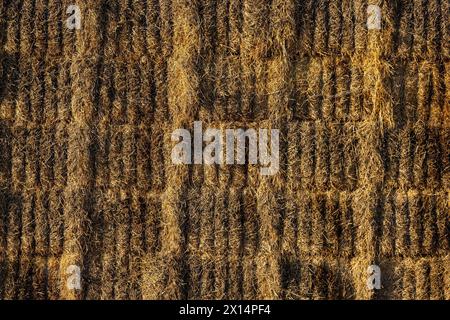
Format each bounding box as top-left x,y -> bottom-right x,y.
59,1 -> 103,300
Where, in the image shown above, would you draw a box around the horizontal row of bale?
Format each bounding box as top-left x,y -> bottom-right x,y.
0,0 -> 448,59
1,121 -> 448,193
1,49 -> 448,125
0,186 -> 447,299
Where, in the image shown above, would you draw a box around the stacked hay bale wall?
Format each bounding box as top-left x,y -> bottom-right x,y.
0,0 -> 448,300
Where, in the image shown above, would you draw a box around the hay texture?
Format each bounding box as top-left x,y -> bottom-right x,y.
0,0 -> 448,300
